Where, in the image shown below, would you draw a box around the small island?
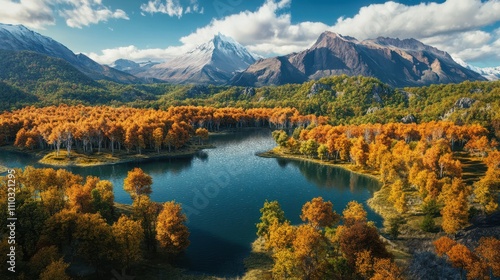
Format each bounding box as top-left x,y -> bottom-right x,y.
38,144 -> 213,167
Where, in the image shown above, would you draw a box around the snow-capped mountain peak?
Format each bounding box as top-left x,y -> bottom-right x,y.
137,33 -> 257,84
0,23 -> 140,83
0,23 -> 76,62
213,33 -> 252,56
454,57 -> 500,81
187,33 -> 256,62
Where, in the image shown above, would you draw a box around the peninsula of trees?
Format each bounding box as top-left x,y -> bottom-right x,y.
0,105 -> 320,165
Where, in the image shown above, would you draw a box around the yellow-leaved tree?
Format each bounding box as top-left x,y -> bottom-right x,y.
112,215 -> 144,269
123,167 -> 153,202
156,201 -> 190,254
39,259 -> 71,280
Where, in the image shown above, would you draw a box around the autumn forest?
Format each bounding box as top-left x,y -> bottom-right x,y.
0,78 -> 499,280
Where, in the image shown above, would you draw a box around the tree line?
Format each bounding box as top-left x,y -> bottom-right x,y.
255,196 -> 500,279
0,105 -> 322,156
0,166 -> 188,279
3,69 -> 499,130
272,121 -> 499,234
256,198 -> 400,279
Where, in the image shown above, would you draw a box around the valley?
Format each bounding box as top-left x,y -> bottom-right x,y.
0,7 -> 500,280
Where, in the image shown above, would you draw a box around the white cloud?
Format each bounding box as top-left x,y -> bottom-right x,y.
59,0 -> 129,28
0,0 -> 56,29
0,0 -> 129,29
87,45 -> 191,65
331,0 -> 500,40
91,0 -> 500,66
140,0 -> 203,18
437,30 -> 500,63
178,0 -> 328,56
328,0 -> 500,65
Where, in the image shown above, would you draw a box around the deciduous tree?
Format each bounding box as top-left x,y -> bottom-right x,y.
292,224 -> 329,279
350,136 -> 369,167
441,191 -> 469,234
112,215 -> 144,268
39,259 -> 71,280
342,201 -> 367,226
73,213 -> 114,271
300,197 -> 339,229
268,221 -> 295,251
256,200 -> 286,240
28,246 -> 61,278
371,258 -> 403,280
156,201 -> 190,254
476,237 -> 500,277
133,195 -> 161,252
123,167 -> 153,201
338,222 -> 390,266
195,127 -> 209,145
433,236 -> 457,257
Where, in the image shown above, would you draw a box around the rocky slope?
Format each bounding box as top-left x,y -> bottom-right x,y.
231,31 -> 486,87
135,33 -> 256,84
0,23 -> 140,83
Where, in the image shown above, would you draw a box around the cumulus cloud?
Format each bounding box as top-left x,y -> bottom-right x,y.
140,0 -> 203,18
91,0 -> 500,66
331,0 -> 500,40
0,0 -> 56,29
0,0 -> 129,29
178,0 -> 328,56
59,0 -> 129,28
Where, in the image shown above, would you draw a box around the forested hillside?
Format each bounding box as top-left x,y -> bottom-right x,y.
1,73 -> 499,129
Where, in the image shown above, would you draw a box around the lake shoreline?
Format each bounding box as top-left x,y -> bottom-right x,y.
0,128 -> 272,169
254,146 -> 500,274
257,147 -> 381,181
257,147 -> 398,219
254,146 -> 444,272
0,143 -> 214,167
257,147 -> 423,224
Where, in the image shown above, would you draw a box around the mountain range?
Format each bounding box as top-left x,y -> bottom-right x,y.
231,32 -> 486,87
454,58 -> 500,81
0,23 -> 495,88
0,23 -> 140,84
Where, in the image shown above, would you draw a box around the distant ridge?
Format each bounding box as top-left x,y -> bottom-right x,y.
231,31 -> 486,87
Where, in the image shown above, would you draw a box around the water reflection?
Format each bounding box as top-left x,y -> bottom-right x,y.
174,227 -> 247,276
283,159 -> 380,193
0,129 -> 382,277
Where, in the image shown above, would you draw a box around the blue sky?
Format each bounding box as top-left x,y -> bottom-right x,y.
1,0 -> 500,67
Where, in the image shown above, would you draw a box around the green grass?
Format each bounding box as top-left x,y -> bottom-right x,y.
35,144 -> 214,167
241,238 -> 273,280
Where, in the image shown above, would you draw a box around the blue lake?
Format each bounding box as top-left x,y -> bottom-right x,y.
0,129 -> 381,277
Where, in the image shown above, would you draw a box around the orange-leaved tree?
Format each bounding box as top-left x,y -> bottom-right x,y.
112,215 -> 144,269
123,167 -> 153,202
156,201 -> 190,254
300,197 -> 340,229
